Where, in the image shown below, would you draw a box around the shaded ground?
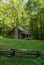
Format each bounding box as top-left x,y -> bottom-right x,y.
0,55 -> 44,65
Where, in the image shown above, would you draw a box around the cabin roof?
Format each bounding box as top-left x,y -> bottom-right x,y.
17,27 -> 29,35
7,27 -> 29,35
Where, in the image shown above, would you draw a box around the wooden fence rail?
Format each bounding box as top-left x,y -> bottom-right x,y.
0,48 -> 44,58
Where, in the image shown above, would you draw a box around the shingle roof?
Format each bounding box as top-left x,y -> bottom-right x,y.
17,27 -> 29,35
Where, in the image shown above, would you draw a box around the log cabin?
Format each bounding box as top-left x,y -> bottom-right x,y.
7,27 -> 30,39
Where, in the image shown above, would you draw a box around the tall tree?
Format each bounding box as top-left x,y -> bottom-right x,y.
25,0 -> 44,39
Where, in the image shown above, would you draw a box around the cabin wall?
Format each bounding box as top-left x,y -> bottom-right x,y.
18,30 -> 22,39
7,28 -> 29,39
15,28 -> 18,39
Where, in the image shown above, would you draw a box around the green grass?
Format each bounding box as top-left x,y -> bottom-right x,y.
0,37 -> 44,65
0,56 -> 44,65
0,38 -> 44,51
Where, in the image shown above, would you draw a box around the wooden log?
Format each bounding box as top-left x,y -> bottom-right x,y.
0,48 -> 44,58
7,49 -> 42,58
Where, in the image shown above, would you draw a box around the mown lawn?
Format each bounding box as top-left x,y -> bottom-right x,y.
0,38 -> 44,51
0,37 -> 44,65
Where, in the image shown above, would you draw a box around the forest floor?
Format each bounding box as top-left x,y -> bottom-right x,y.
0,37 -> 44,65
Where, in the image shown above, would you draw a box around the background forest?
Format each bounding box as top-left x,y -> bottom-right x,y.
0,0 -> 44,40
